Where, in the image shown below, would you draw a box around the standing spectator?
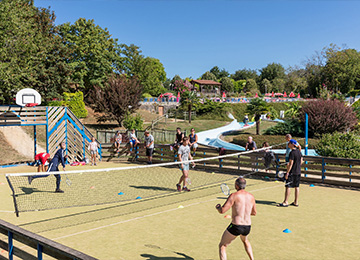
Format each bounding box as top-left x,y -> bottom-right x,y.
262,142 -> 276,173
144,130 -> 154,164
114,131 -> 122,153
88,137 -> 99,166
246,136 -> 257,171
285,134 -> 301,163
173,127 -> 184,151
189,128 -> 198,155
278,139 -> 303,207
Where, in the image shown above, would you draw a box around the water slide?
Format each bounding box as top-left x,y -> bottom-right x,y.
197,114 -> 317,155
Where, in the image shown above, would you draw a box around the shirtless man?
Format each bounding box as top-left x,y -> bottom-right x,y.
216,177 -> 257,260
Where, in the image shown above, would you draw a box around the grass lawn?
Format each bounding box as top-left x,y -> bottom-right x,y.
151,119 -> 230,134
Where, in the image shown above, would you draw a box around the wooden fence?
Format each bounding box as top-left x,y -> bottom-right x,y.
114,144 -> 360,188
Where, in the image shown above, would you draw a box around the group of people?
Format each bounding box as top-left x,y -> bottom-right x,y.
217,133 -> 303,259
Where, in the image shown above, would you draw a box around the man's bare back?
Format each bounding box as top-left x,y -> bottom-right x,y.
216,178 -> 256,260
231,190 -> 256,225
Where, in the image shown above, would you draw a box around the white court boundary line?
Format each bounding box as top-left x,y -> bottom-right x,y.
51,183 -> 284,241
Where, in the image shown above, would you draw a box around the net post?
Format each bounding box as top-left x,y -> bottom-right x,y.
6,175 -> 19,217
237,155 -> 240,170
275,154 -> 279,176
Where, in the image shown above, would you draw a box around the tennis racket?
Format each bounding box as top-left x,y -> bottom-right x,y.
65,174 -> 72,186
220,183 -> 230,196
278,171 -> 285,178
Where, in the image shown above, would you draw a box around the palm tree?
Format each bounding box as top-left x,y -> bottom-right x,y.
180,90 -> 198,123
246,98 -> 270,135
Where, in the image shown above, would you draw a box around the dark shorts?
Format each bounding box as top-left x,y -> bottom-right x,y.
227,223 -> 251,236
146,148 -> 154,157
285,174 -> 301,188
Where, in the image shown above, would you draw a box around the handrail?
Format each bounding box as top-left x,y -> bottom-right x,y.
0,219 -> 97,260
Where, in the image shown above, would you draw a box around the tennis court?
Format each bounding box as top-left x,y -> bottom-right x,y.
1,162 -> 359,260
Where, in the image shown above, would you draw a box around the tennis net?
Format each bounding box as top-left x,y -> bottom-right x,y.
6,145 -> 285,216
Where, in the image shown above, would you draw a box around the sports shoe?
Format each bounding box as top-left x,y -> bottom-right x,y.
176,184 -> 181,192
28,176 -> 33,185
182,186 -> 190,192
55,189 -> 64,193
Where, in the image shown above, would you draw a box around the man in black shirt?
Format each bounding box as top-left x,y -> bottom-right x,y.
277,139 -> 303,207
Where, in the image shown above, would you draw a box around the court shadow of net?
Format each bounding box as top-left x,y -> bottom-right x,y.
141,253 -> 194,260
19,184 -> 223,234
255,199 -> 277,206
129,185 -> 175,192
19,187 -> 53,195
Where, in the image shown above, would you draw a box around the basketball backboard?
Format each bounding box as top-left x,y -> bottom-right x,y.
16,88 -> 41,107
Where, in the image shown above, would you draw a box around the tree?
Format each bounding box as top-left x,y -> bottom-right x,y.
231,69 -> 258,81
0,0 -> 72,104
244,79 -> 259,95
323,48 -> 360,94
233,80 -> 246,93
88,75 -> 143,126
220,77 -> 234,92
246,98 -> 270,135
59,18 -> 121,95
272,78 -> 286,92
260,63 -> 286,82
260,79 -> 272,93
210,66 -> 229,79
285,68 -> 308,94
201,71 -> 217,81
137,57 -> 167,96
117,43 -> 144,76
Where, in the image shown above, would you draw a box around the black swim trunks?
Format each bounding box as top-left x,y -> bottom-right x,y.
227,223 -> 251,236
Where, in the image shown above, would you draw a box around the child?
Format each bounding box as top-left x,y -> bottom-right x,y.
262,142 -> 276,173
114,131 -> 122,153
129,129 -> 140,152
88,137 -> 99,166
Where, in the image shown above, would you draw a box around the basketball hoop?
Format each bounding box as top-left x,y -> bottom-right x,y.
16,88 -> 41,107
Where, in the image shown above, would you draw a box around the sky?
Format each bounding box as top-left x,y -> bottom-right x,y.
34,0 -> 360,79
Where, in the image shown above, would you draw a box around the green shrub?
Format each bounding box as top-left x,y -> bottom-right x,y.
316,132 -> 360,159
193,100 -> 231,120
123,113 -> 143,130
264,119 -> 304,136
142,93 -> 153,98
47,100 -> 63,107
63,91 -> 88,118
